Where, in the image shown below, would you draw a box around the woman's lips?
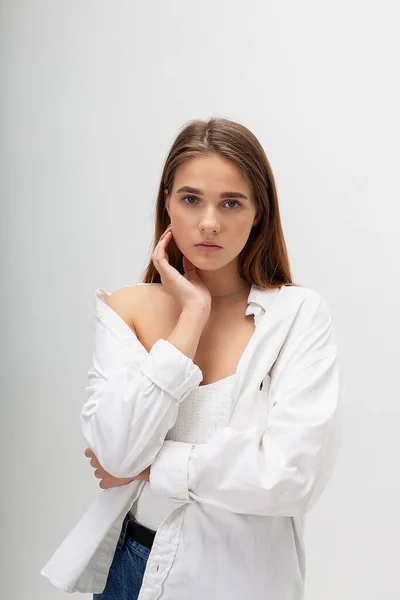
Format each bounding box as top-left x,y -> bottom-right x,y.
195,244 -> 222,252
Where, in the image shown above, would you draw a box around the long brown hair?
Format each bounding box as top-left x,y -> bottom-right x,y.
141,117 -> 298,290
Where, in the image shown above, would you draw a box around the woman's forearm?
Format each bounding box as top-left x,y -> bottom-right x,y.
167,307 -> 209,360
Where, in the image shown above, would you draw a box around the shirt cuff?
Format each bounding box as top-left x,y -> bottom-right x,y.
149,440 -> 194,503
139,338 -> 203,402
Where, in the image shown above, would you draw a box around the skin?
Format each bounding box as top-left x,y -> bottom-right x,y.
86,153 -> 260,488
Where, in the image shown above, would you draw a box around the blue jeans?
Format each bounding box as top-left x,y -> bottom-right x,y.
93,513 -> 151,600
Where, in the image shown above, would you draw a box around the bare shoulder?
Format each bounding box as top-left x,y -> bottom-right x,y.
104,283 -> 169,334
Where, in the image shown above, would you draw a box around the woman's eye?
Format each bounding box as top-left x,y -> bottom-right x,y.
225,200 -> 240,209
183,196 -> 198,205
182,196 -> 241,209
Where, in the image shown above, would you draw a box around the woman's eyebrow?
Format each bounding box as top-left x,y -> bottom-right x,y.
175,185 -> 248,200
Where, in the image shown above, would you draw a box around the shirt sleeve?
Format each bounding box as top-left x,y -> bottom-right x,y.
80,296 -> 203,479
149,294 -> 341,516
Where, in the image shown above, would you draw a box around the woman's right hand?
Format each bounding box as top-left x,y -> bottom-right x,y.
152,224 -> 212,313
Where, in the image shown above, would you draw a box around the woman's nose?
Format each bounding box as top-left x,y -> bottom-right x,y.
199,216 -> 219,232
200,223 -> 219,232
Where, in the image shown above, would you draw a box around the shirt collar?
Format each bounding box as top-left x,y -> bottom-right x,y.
245,284 -> 283,326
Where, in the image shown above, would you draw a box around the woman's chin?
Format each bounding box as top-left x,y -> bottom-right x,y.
187,259 -> 224,272
181,248 -> 227,271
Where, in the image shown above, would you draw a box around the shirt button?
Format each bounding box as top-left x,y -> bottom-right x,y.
126,340 -> 133,347
97,311 -> 104,319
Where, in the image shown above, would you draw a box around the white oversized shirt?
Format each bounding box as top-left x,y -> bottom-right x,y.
40,283 -> 341,600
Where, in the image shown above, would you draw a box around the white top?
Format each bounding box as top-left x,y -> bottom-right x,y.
132,374 -> 236,531
40,283 -> 341,600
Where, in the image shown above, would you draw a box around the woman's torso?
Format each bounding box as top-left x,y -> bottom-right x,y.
127,282 -> 257,529
130,283 -> 255,385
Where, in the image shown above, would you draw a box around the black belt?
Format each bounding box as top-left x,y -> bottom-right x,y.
126,517 -> 156,550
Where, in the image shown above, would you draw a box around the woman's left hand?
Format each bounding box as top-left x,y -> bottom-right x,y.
84,448 -> 151,488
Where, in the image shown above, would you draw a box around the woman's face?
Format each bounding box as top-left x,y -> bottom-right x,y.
164,154 -> 258,272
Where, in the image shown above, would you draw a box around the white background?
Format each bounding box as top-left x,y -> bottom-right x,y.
1,1 -> 399,598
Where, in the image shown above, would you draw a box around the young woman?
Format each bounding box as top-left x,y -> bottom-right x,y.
41,117 -> 340,600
